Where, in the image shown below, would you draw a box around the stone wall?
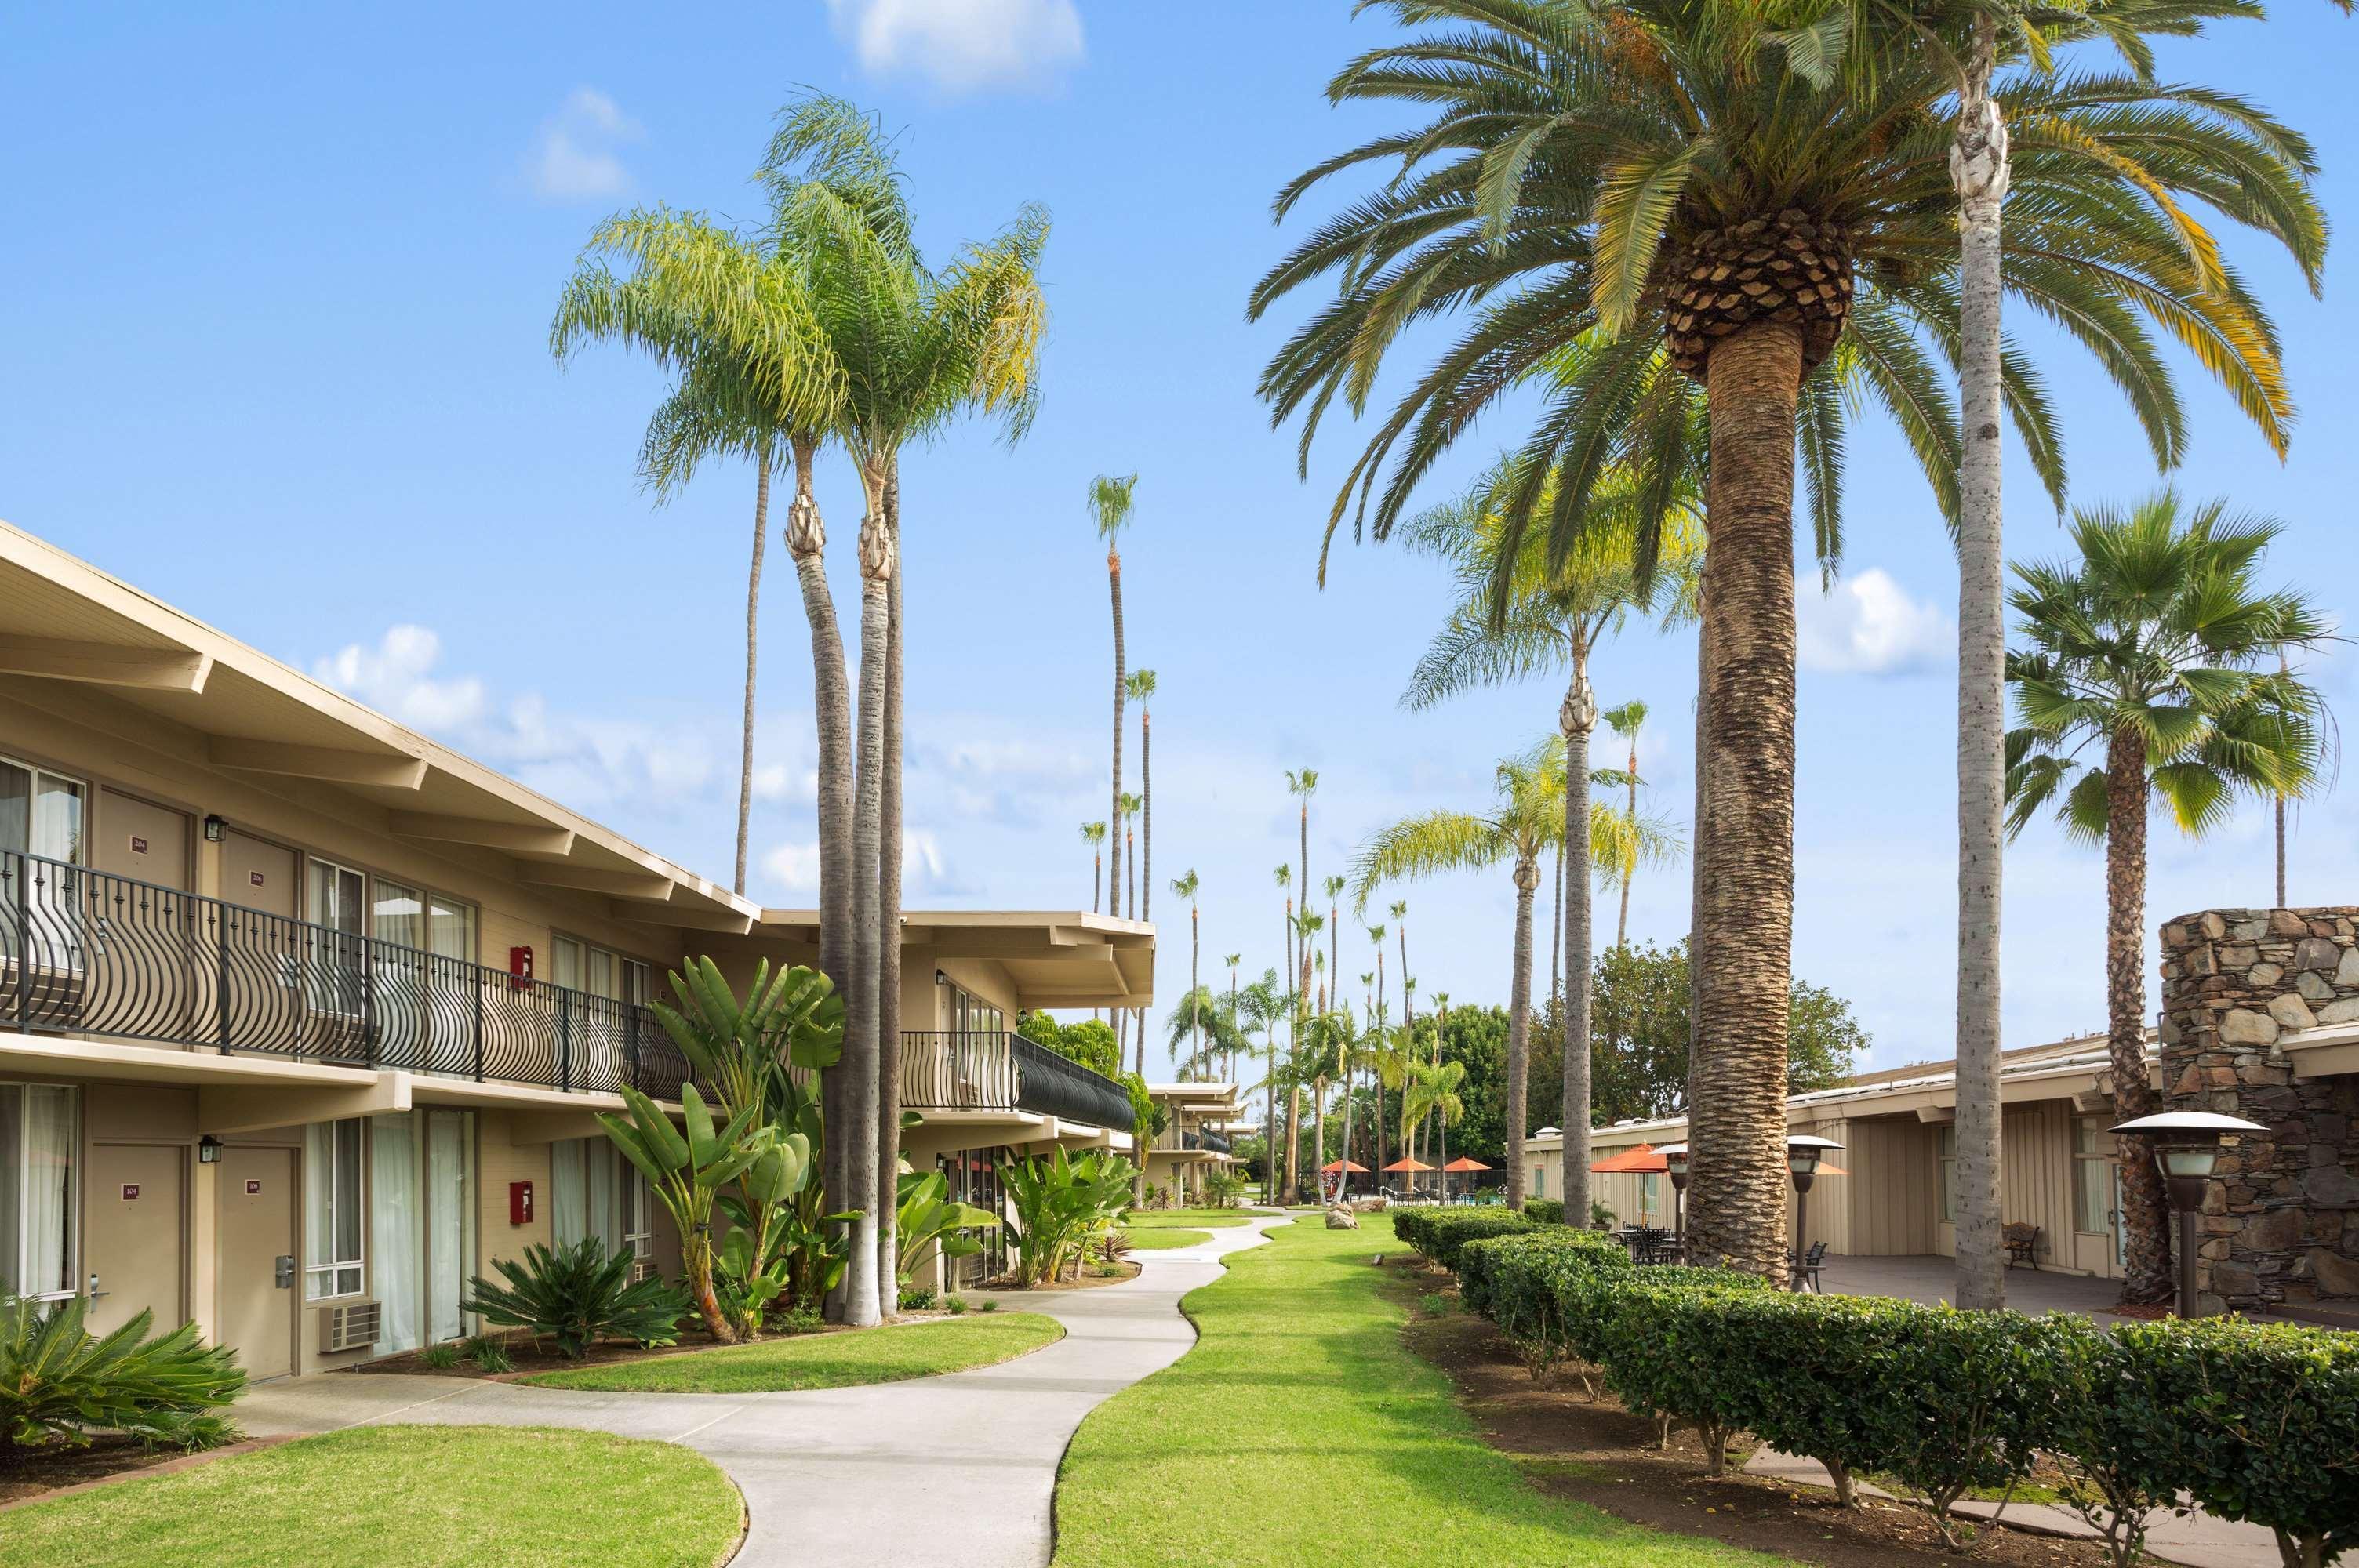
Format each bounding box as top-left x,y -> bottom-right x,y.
2156,906 -> 2359,1314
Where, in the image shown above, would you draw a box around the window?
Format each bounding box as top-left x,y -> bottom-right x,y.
2073,1117 -> 2114,1234
551,1138 -> 651,1260
1532,1162 -> 1547,1197
305,1119 -> 365,1299
0,759 -> 88,970
1938,1124 -> 1957,1224
306,858 -> 368,1016
1640,1171 -> 1662,1226
0,1086 -> 78,1301
943,980 -> 1003,1036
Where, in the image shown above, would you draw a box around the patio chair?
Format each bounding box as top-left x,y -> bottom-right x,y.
1788,1240 -> 1828,1293
2002,1222 -> 2041,1270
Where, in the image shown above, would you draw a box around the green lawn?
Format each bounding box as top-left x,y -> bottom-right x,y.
1118,1227 -> 1211,1250
0,1425 -> 740,1568
520,1312 -> 1063,1393
1125,1210 -> 1250,1229
1051,1214 -> 1795,1567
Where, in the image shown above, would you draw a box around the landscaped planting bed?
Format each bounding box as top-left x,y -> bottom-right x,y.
521,1311 -> 1064,1393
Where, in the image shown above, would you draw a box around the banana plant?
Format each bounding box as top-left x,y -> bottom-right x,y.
651,956 -> 844,1122
894,1170 -> 1001,1287
598,1082 -> 771,1344
714,1131 -> 817,1331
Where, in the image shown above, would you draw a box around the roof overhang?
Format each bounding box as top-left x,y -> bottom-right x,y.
754,909 -> 1155,1009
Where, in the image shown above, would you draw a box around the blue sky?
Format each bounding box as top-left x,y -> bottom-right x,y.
6,1 -> 2356,1079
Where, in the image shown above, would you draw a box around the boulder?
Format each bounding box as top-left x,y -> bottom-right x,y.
1325,1206 -> 1360,1230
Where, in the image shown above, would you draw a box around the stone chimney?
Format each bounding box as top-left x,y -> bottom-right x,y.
2156,906 -> 2359,1317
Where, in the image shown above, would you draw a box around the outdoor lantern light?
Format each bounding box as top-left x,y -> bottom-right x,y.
2110,1109 -> 2265,1319
202,814 -> 225,843
198,1134 -> 223,1165
1658,1142 -> 1689,1242
1786,1134 -> 1844,1292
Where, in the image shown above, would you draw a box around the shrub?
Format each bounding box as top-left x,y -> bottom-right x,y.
899,1287 -> 938,1312
1396,1209 -> 1535,1272
980,1298 -> 1000,1313
999,1149 -> 1138,1287
1419,1292 -> 1455,1319
771,1303 -> 823,1335
463,1334 -> 514,1374
1457,1228 -> 1625,1328
1593,1272 -> 1780,1470
1203,1170 -> 1247,1209
417,1342 -> 462,1370
0,1295 -> 243,1454
1521,1198 -> 1565,1226
2049,1319 -> 2179,1568
463,1238 -> 689,1359
943,1294 -> 970,1315
2112,1316 -> 2359,1568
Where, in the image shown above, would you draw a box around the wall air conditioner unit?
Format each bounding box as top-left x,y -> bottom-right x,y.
319,1299 -> 383,1353
631,1258 -> 659,1285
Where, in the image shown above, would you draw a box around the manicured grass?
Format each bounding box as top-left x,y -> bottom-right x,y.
0,1425 -> 740,1568
1117,1227 -> 1211,1250
1051,1214 -> 1796,1568
1124,1209 -> 1250,1229
520,1312 -> 1063,1393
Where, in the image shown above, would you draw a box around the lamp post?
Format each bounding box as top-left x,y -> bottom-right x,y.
1786,1134 -> 1842,1292
2109,1110 -> 2264,1319
1659,1142 -> 1688,1243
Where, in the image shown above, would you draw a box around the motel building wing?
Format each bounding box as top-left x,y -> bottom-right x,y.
0,519 -> 1152,1374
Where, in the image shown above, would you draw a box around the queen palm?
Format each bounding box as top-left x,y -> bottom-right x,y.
2005,491 -> 2327,1305
1598,702 -> 1652,949
1402,1057 -> 1467,1200
1258,0 -> 2319,1279
1351,741 -> 1670,1207
764,129 -> 1049,1325
1402,456 -> 1700,1226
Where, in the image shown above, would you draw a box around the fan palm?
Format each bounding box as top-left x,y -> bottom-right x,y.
1092,472 -> 1140,938
1223,952 -> 1244,1083
1598,701 -> 1653,949
1132,670 -> 1160,1071
2005,490 -> 2328,1305
1081,821 -> 1107,913
1350,741 -> 1673,1207
1172,868 -> 1203,1073
1257,0 -> 2321,1281
758,112 -> 1049,1325
1401,456 -> 1701,1225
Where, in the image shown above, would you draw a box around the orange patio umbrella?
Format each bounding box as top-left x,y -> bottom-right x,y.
1321,1159 -> 1371,1174
1382,1157 -> 1434,1171
1441,1156 -> 1490,1172
1590,1143 -> 1666,1174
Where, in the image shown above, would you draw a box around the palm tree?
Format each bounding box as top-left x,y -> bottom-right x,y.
1289,908 -> 1324,1201
1113,789 -> 1144,1059
1081,822 -> 1107,913
1303,1007 -> 1357,1204
1092,471 -> 1140,959
1223,952 -> 1243,1083
1256,0 -> 2319,1282
1352,742 -> 1670,1207
761,114 -> 1049,1324
1172,868 -> 1202,1076
1401,457 -> 1701,1226
1598,702 -> 1651,949
1235,970 -> 1285,1200
1402,1056 -> 1467,1202
1322,874 -> 1347,1031
1131,670 -> 1159,1071
2005,491 -> 2328,1305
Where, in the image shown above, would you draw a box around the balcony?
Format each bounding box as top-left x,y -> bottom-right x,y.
0,849 -> 692,1099
900,1029 -> 1135,1131
1187,1131 -> 1232,1156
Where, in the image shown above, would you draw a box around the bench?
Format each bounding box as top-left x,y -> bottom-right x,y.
2003,1222 -> 2041,1270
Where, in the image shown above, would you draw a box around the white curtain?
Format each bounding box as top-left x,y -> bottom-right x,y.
550,1138 -> 586,1249
371,1114 -> 421,1354
585,1142 -> 618,1252
427,1112 -> 470,1342
24,1087 -> 75,1299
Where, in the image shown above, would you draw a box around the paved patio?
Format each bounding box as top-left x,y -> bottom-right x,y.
1815,1253 -> 2125,1319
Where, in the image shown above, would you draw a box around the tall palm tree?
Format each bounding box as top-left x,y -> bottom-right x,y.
1289,908 -> 1324,1201
1113,789 -> 1144,1059
764,119 -> 1049,1324
1223,952 -> 1243,1083
1322,874 -> 1347,1032
1082,821 -> 1107,913
1092,471 -> 1140,958
1256,0 -> 2319,1281
1236,969 -> 1285,1200
2005,492 -> 2328,1305
1599,702 -> 1651,949
1401,457 -> 1701,1226
1173,868 -> 1202,1076
1131,670 -> 1159,1071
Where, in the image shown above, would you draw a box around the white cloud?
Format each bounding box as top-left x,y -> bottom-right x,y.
524,88 -> 642,202
761,829 -> 965,898
312,626 -> 485,730
1797,568 -> 1952,676
763,842 -> 823,893
825,0 -> 1083,93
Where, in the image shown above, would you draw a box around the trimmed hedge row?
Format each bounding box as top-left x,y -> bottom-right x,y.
1392,1208 -> 1536,1272
1450,1235 -> 2359,1564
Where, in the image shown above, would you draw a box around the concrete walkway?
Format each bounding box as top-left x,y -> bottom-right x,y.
234,1211 -> 1290,1568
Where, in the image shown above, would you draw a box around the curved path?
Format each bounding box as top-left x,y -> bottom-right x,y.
234,1210 -> 1292,1568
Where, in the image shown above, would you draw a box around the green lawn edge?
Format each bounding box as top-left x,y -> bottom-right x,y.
0,1425 -> 742,1568
1124,1210 -> 1251,1229
1049,1214 -> 1799,1567
518,1310 -> 1064,1393
1118,1227 -> 1212,1250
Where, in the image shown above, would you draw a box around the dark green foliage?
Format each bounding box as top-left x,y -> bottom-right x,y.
464,1335 -> 514,1374
1597,1279 -> 1787,1470
2110,1316 -> 2359,1568
1020,1012 -> 1120,1079
1457,1227 -> 1625,1326
416,1343 -> 461,1370
1394,1207 -> 1533,1272
0,1294 -> 244,1453
463,1238 -> 689,1359
1521,1198 -> 1565,1226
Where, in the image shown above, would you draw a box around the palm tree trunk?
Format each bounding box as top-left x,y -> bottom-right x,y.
1689,321 -> 1800,1284
874,467 -> 905,1312
1139,707 -> 1153,1076
1561,657 -> 1597,1229
1188,904 -> 1200,1076
1618,728 -> 1638,949
842,474 -> 892,1329
1550,837 -> 1565,1009
2276,647 -> 2290,906
1263,1029 -> 1278,1204
2107,726 -> 2173,1303
736,448 -> 772,897
1506,856 -> 1539,1209
1951,15 -> 2011,1315
1687,559 -> 1710,1174
1109,546 -> 1125,927
1314,1084 -> 1328,1203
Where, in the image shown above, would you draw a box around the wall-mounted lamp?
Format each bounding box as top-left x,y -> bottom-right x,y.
198,1135 -> 224,1165
935,969 -> 948,986
202,815 -> 226,844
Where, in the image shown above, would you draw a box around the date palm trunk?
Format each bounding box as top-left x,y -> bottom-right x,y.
1506,855 -> 1539,1208
1139,707 -> 1152,1076
2106,726 -> 2174,1303
1687,321 -> 1800,1284
875,467 -> 905,1312
1952,16 -> 2011,1313
736,448 -> 771,897
1687,560 -> 1711,1178
842,471 -> 892,1328
1561,657 -> 1597,1227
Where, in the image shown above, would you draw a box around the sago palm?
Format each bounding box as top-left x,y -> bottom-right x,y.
2005,490 -> 2328,1305
1257,0 -> 2321,1281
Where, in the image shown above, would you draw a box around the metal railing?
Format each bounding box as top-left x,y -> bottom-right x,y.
900,1029 -> 1136,1131
1187,1131 -> 1231,1155
1,849 -> 692,1099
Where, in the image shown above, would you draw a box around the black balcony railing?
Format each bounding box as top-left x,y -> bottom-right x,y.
0,850 -> 692,1099
900,1029 -> 1135,1131
1187,1131 -> 1231,1155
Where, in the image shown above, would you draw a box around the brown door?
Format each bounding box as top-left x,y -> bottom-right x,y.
85,1144 -> 187,1337
220,832 -> 296,917
96,792 -> 198,1040
96,792 -> 190,890
216,833 -> 298,1054
217,1146 -> 296,1380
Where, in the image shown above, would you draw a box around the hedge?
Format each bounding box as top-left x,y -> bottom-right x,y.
1394,1208 -> 1535,1272
1521,1198 -> 1565,1226
1447,1234 -> 2359,1563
